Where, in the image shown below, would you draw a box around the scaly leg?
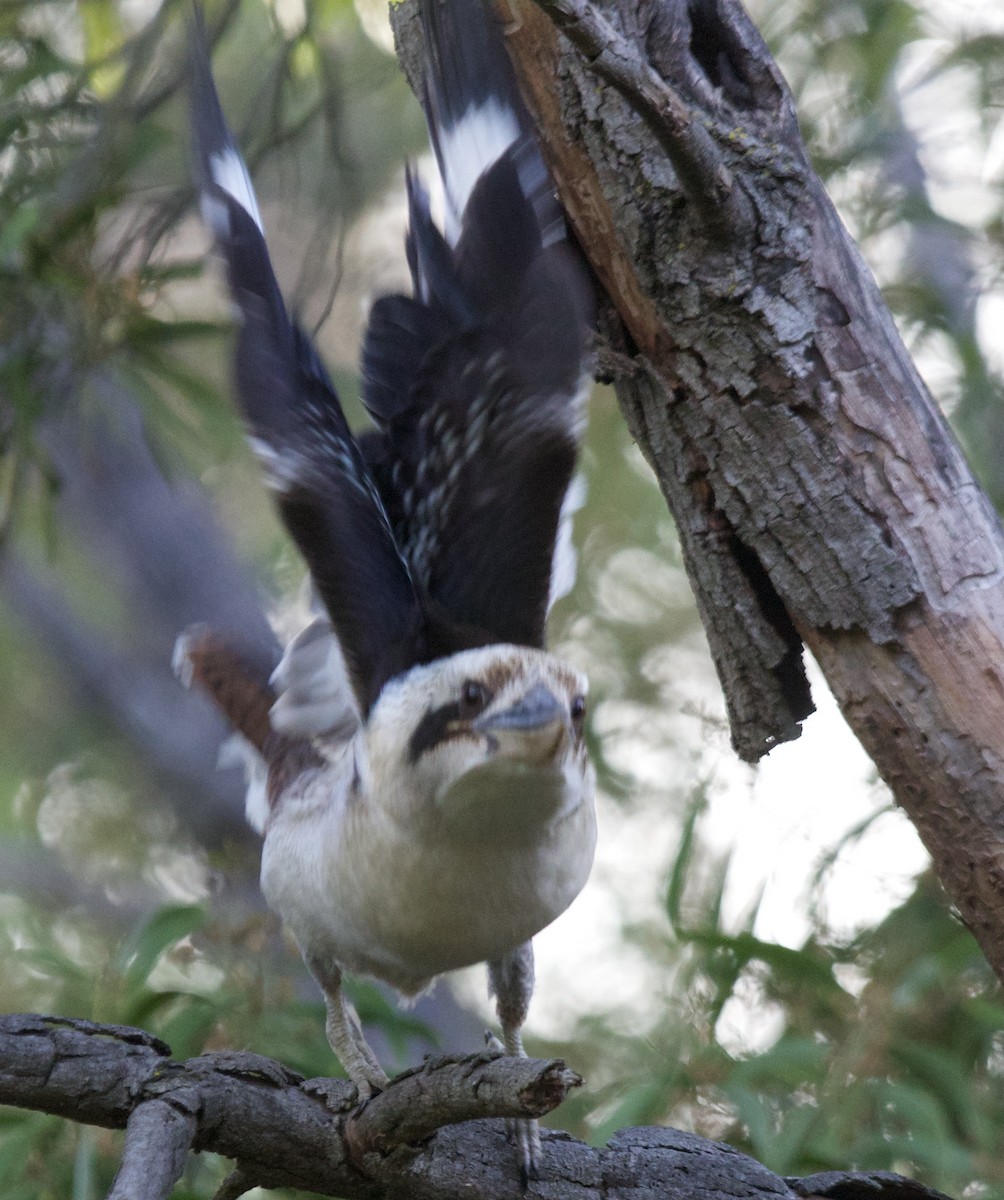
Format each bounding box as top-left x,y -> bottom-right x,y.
488,941 -> 541,1183
307,955 -> 388,1098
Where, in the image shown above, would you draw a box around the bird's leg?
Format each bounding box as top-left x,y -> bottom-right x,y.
489,941 -> 534,1057
306,955 -> 389,1099
488,941 -> 541,1183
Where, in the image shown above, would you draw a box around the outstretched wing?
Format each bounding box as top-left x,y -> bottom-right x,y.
189,22 -> 422,712
361,0 -> 592,650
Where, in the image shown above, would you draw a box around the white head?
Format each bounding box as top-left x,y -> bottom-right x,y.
365,644 -> 593,846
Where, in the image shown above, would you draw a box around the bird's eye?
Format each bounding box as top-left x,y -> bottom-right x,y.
570,694 -> 587,729
458,679 -> 489,720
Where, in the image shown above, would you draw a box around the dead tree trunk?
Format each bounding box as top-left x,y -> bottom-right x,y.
393,0 -> 1004,981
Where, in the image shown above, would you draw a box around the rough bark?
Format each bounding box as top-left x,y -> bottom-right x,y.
0,1014 -> 952,1200
389,0 -> 1004,985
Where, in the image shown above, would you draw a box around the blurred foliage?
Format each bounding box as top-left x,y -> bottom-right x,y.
0,0 -> 1002,1198
546,797 -> 1004,1196
757,0 -> 1004,505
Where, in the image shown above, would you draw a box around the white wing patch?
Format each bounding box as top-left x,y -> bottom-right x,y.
547,369 -> 592,611
171,630 -> 196,687
247,436 -> 310,494
438,99 -> 519,245
548,473 -> 586,612
207,145 -> 264,233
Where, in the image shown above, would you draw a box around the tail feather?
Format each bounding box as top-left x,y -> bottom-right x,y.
174,627 -> 276,754
175,627 -> 326,830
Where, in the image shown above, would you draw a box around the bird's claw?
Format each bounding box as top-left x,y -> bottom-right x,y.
512,1116 -> 542,1189
350,1063 -> 390,1102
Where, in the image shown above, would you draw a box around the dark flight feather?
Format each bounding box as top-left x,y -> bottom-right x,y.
191,0 -> 591,707
190,21 -> 423,712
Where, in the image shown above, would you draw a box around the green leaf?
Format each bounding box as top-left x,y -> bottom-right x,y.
729,1036 -> 829,1088
891,1041 -> 979,1134
728,1084 -> 776,1160
665,785 -> 710,934
156,995 -> 221,1059
13,946 -> 88,985
590,1079 -> 676,1147
117,904 -> 206,994
132,347 -> 223,412
124,316 -> 224,347
682,929 -> 841,994
749,1099 -> 823,1175
0,203 -> 42,261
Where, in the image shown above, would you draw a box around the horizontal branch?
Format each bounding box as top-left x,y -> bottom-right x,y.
0,1015 -> 954,1200
344,1051 -> 581,1165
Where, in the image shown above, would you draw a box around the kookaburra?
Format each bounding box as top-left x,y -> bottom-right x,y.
180,0 -> 595,1172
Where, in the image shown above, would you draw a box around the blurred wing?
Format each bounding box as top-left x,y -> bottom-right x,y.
361,0 -> 592,648
549,474 -> 586,613
269,611 -> 360,742
189,22 -> 422,711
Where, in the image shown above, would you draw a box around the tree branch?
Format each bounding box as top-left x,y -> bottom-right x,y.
343,1051 -> 581,1166
108,1098 -> 198,1200
0,1014 -> 952,1200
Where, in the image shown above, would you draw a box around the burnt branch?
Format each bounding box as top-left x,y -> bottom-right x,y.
0,1014 -> 953,1200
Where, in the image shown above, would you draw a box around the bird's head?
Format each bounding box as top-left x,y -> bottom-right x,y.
365,644 -> 593,845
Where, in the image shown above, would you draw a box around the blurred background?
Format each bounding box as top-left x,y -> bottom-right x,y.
0,0 -> 1003,1196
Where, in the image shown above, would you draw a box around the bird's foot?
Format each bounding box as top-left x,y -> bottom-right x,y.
513,1116 -> 542,1189
484,1029 -> 505,1056
348,1057 -> 390,1102
485,1032 -> 542,1184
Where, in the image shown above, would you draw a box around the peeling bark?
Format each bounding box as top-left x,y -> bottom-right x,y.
391,0 -> 1004,985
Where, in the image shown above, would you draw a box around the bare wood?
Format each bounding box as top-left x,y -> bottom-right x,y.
0,1014 -> 947,1200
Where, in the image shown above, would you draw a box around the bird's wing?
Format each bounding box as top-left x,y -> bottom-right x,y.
190,23 -> 422,712
361,0 -> 592,650
418,0 -> 558,250
269,609 -> 360,742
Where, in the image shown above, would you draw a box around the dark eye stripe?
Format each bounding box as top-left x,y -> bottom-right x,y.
408,700 -> 461,763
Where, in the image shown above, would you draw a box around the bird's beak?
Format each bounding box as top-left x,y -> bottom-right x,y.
474,683 -> 566,762
436,682 -> 575,839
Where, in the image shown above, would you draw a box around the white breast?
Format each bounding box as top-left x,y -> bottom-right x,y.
260,755 -> 596,996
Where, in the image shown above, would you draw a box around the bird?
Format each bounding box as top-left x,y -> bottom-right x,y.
179,0 -> 595,1175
